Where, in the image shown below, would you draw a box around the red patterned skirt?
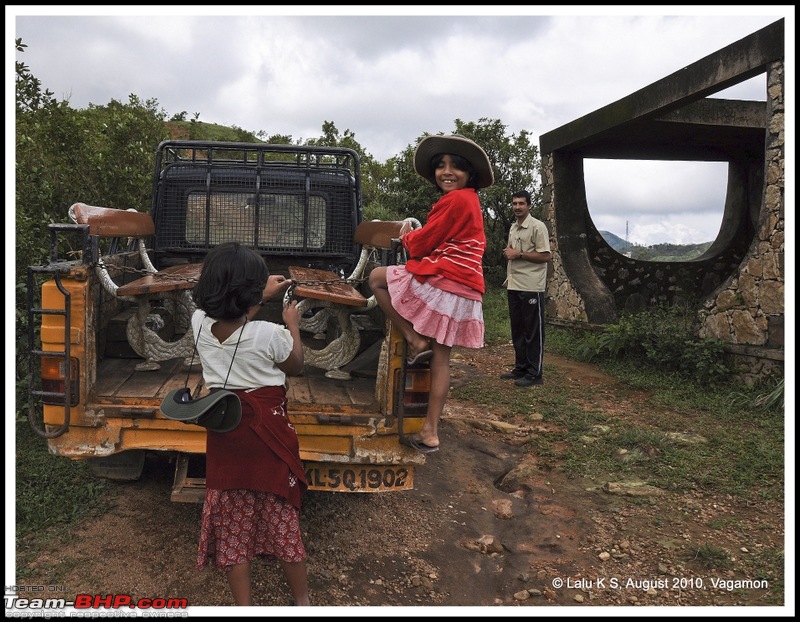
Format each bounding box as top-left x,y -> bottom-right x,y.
196,488 -> 306,572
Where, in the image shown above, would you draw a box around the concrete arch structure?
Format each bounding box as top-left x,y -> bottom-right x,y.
539,19 -> 785,383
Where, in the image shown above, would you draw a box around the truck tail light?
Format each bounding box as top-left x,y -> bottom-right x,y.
41,356 -> 80,406
395,368 -> 430,416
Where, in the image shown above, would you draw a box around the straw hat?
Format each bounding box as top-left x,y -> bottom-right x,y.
413,134 -> 494,189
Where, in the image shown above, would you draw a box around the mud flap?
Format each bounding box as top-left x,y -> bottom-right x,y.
87,450 -> 146,481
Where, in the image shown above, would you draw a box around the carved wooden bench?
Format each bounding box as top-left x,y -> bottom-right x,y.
70,203 -> 201,371
287,219 -> 415,380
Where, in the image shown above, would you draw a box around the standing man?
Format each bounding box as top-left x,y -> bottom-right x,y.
500,190 -> 551,387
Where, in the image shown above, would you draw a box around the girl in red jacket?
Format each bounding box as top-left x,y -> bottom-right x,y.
369,134 -> 493,453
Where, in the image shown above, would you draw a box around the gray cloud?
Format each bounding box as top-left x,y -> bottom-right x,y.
12,8 -> 788,245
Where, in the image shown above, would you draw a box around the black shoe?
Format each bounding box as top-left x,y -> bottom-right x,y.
499,371 -> 524,380
514,376 -> 544,387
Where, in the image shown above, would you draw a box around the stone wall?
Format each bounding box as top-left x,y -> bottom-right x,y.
698,61 -> 785,383
540,159 -> 588,323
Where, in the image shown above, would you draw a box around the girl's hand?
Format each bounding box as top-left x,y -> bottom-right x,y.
399,218 -> 417,236
262,275 -> 292,302
282,299 -> 300,329
277,299 -> 304,375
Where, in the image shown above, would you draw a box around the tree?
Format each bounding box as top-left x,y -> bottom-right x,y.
305,121 -> 388,217
452,119 -> 541,270
16,40 -> 171,407
15,38 -> 54,113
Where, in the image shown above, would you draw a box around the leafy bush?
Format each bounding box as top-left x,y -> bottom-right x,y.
571,306 -> 731,385
727,375 -> 785,415
483,265 -> 507,290
482,286 -> 512,345
753,377 -> 785,411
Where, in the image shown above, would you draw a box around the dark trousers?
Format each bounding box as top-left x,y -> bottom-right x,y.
507,290 -> 545,379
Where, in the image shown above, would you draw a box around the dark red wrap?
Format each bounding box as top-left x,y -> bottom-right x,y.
204,385 -> 307,509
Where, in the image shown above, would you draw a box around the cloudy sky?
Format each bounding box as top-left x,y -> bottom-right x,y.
9,7 -> 793,246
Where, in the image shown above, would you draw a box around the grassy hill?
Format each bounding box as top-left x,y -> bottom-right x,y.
165,120 -> 264,143
600,230 -> 712,261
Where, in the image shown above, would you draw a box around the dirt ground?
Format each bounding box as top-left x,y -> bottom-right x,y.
16,343 -> 787,612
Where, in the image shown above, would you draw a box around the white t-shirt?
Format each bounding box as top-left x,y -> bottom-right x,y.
191,310 -> 293,390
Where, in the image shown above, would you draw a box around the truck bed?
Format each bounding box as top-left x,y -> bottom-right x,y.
94,352 -> 378,409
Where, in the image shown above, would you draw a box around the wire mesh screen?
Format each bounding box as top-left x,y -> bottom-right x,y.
184,191 -> 327,249
152,143 -> 361,265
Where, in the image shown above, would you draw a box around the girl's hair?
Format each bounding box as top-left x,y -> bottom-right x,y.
429,153 -> 479,191
192,242 -> 268,320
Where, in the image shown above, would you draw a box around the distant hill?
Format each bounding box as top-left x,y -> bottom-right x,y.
166,120 -> 263,143
599,231 -> 713,261
600,230 -> 628,252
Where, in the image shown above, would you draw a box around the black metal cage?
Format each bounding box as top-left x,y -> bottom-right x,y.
150,141 -> 363,272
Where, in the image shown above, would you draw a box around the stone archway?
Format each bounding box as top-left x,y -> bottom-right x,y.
539,20 -> 785,381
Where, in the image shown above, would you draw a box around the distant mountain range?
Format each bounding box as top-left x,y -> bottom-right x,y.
599,231 -> 713,261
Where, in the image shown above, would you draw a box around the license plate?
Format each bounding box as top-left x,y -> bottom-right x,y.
304,463 -> 414,492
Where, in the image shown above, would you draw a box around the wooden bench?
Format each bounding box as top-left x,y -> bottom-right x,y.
70,203 -> 201,371
116,263 -> 201,297
287,220 -> 411,380
288,266 -> 368,307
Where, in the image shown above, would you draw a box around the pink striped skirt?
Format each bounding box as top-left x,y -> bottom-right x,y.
386,265 -> 484,349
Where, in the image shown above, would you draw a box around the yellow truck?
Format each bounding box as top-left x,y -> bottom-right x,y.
26,140 -> 429,501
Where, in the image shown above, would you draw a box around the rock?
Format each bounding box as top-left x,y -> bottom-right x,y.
664,431 -> 708,444
491,498 -> 513,519
603,481 -> 664,497
476,534 -> 505,554
496,460 -> 540,492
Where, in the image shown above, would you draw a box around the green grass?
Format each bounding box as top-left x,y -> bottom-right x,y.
15,421 -> 109,540
453,287 -> 785,498
481,286 -> 512,345
15,420 -> 112,579
452,357 -> 784,496
687,543 -> 732,570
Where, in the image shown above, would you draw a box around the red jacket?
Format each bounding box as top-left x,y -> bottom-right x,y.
402,188 -> 486,294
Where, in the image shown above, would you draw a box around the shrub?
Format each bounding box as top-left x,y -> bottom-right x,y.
567,305 -> 731,385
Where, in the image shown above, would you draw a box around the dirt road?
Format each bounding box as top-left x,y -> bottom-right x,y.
16,345 -> 785,610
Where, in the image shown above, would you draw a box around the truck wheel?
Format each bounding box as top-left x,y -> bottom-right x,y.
87,450 -> 146,481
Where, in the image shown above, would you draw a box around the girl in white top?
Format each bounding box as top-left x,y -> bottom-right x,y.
190,242 -> 309,606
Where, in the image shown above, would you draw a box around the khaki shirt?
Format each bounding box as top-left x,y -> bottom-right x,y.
503,214 -> 550,292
